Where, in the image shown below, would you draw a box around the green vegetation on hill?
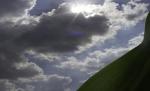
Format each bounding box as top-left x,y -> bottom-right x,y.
78,12 -> 150,91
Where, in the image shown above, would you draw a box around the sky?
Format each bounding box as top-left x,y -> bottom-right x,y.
0,0 -> 149,91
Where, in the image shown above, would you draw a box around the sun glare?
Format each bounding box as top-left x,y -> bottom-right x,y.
70,4 -> 95,14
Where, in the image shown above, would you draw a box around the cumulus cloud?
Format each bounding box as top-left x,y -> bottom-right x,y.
70,0 -> 148,54
22,30 -> 144,91
17,13 -> 109,52
0,2 -> 110,79
29,75 -> 72,91
14,74 -> 72,91
0,80 -> 17,91
0,80 -> 26,91
0,0 -> 149,91
123,0 -> 149,21
101,0 -> 149,28
0,74 -> 72,91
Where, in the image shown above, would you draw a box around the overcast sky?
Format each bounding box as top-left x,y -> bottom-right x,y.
0,0 -> 149,91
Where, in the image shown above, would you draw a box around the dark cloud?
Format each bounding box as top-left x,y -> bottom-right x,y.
0,44 -> 42,79
0,20 -> 43,79
17,15 -> 109,52
17,4 -> 109,52
126,14 -> 139,20
0,3 -> 109,79
0,0 -> 35,19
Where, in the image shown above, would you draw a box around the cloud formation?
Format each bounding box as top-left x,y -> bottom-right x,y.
0,0 -> 149,91
0,1 -> 109,79
17,10 -> 109,52
0,74 -> 72,91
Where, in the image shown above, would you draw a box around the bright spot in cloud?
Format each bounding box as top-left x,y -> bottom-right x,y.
70,4 -> 96,14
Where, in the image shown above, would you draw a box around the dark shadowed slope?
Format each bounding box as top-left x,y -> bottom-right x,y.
78,12 -> 150,91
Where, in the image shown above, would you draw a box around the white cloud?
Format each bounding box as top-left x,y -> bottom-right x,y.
128,32 -> 144,48
71,0 -> 148,53
16,74 -> 72,91
0,80 -> 23,91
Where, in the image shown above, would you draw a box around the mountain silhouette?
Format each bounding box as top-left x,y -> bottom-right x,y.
78,12 -> 150,91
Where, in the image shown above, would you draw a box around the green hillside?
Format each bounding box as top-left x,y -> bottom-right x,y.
78,12 -> 150,91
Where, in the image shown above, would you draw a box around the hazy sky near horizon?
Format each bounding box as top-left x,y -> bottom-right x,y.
0,0 -> 149,91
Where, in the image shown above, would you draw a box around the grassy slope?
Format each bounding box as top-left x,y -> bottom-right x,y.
78,12 -> 150,91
